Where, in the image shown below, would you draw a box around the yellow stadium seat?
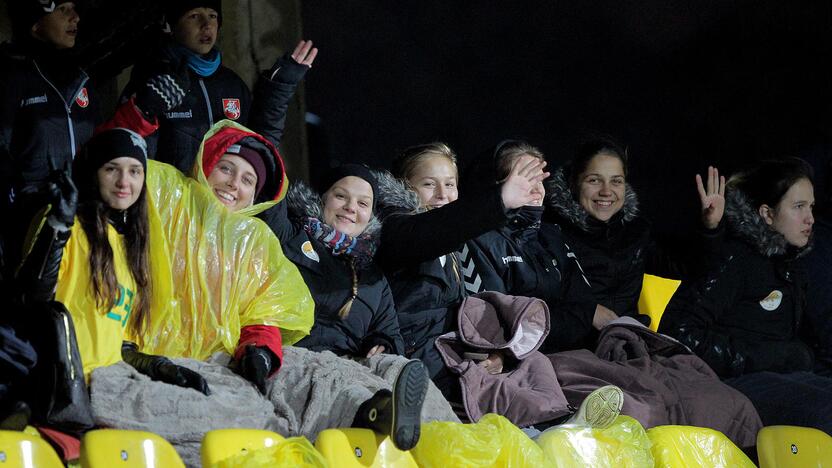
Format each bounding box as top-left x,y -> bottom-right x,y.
314,428 -> 418,468
757,425 -> 832,468
80,429 -> 184,468
201,428 -> 286,466
647,425 -> 755,467
0,429 -> 64,468
637,274 -> 682,331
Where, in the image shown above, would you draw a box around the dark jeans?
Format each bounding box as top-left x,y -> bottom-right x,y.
726,371 -> 832,434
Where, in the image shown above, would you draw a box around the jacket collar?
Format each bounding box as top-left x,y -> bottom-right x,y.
286,179 -> 381,238
725,188 -> 811,258
544,167 -> 639,232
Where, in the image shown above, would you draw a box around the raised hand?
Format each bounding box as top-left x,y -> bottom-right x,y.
696,166 -> 726,230
269,39 -> 319,83
135,57 -> 190,118
291,40 -> 318,67
500,155 -> 550,210
45,160 -> 78,231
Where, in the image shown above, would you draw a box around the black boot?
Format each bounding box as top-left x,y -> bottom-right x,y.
353,360 -> 429,451
0,401 -> 31,431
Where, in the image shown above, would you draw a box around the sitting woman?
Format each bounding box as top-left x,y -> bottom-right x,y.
544,137 -> 726,336
660,157 -> 832,433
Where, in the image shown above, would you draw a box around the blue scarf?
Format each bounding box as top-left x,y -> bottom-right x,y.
166,44 -> 222,77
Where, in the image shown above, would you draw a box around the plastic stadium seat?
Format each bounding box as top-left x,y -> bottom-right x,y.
0,430 -> 64,468
314,428 -> 418,468
80,429 -> 185,468
647,425 -> 756,467
757,425 -> 832,468
637,274 -> 682,331
201,428 -> 285,466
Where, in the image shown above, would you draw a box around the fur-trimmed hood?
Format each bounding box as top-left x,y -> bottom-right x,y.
285,179 -> 382,237
372,169 -> 425,218
724,187 -> 811,258
544,167 -> 640,232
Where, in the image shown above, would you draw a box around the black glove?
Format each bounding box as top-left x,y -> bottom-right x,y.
267,53 -> 309,84
236,345 -> 277,395
135,59 -> 190,118
44,161 -> 78,231
121,342 -> 210,395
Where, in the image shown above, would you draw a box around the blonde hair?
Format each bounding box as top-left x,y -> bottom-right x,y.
392,142 -> 458,182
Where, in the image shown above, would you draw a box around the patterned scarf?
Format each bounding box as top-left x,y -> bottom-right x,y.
302,217 -> 377,268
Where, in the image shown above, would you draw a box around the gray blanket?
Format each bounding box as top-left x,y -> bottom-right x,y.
91,347 -> 458,467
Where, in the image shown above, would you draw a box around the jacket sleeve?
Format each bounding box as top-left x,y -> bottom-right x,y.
256,199 -> 299,244
542,245 -> 601,352
359,279 -> 405,356
247,72 -> 300,150
95,96 -> 159,138
15,208 -> 71,304
377,185 -> 507,272
644,223 -> 726,281
235,324 -> 283,376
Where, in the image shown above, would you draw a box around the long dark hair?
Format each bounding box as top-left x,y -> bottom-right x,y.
567,136 -> 629,195
76,164 -> 152,339
729,157 -> 814,210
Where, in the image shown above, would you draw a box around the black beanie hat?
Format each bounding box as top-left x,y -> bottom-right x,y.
224,137 -> 274,199
319,164 -> 379,212
165,0 -> 223,28
8,0 -> 75,39
80,128 -> 148,173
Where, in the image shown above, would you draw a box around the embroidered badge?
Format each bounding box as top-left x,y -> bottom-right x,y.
439,255 -> 446,267
222,98 -> 241,120
759,290 -> 783,311
302,241 -> 319,262
75,87 -> 89,108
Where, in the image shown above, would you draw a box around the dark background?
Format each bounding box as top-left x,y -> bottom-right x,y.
301,1 -> 832,237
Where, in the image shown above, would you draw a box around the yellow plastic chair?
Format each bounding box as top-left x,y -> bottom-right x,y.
637,274 -> 682,331
0,429 -> 64,468
80,429 -> 185,468
201,428 -> 286,466
314,428 -> 418,468
647,425 -> 755,467
757,425 -> 832,468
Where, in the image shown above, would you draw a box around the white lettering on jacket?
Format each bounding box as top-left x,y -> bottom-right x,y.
502,255 -> 524,265
165,110 -> 193,119
21,95 -> 48,106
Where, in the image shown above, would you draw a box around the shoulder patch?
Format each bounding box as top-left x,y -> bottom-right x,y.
75,87 -> 89,108
301,241 -> 319,262
222,98 -> 241,120
759,290 -> 783,311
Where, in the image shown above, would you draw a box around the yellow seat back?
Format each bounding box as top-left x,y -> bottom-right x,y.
314,428 -> 417,468
647,425 -> 755,467
80,429 -> 185,468
201,428 -> 285,466
757,425 -> 832,468
637,274 -> 681,331
0,430 -> 64,468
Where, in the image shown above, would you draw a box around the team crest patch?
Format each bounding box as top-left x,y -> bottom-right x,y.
222,98 -> 241,120
759,290 -> 783,311
302,241 -> 319,262
75,87 -> 89,108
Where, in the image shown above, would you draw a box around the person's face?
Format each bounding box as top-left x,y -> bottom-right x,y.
761,178 -> 815,248
407,155 -> 459,209
173,7 -> 218,55
32,2 -> 79,50
206,154 -> 258,212
508,154 -> 546,206
322,176 -> 374,236
577,153 -> 626,222
97,157 -> 145,211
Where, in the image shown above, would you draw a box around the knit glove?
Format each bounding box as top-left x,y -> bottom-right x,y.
135,59 -> 190,118
44,161 -> 77,232
236,345 -> 277,395
267,53 -> 309,84
122,342 -> 211,395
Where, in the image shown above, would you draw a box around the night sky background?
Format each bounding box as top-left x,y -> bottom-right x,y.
301,1 -> 832,240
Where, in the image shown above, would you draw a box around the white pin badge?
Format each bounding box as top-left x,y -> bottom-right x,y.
759,290 -> 783,311
302,241 -> 320,262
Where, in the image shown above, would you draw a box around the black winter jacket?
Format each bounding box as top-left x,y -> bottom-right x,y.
804,217 -> 832,371
122,51 -> 299,172
545,168 -> 722,321
464,207 -> 600,352
659,188 -> 814,378
374,171 -> 508,380
274,182 -> 404,357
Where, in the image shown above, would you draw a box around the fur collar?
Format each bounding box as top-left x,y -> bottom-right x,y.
285,180 -> 381,236
372,169 -> 424,216
544,167 -> 639,232
724,188 -> 800,258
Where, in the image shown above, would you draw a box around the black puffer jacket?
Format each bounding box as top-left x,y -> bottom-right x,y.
545,168 -> 721,320
274,181 -> 404,357
659,188 -> 814,378
464,207 -> 599,352
122,48 -> 300,171
374,171 -> 508,381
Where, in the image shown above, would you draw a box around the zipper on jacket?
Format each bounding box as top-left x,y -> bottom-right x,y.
62,311 -> 76,380
33,61 -> 89,159
199,79 -> 214,126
